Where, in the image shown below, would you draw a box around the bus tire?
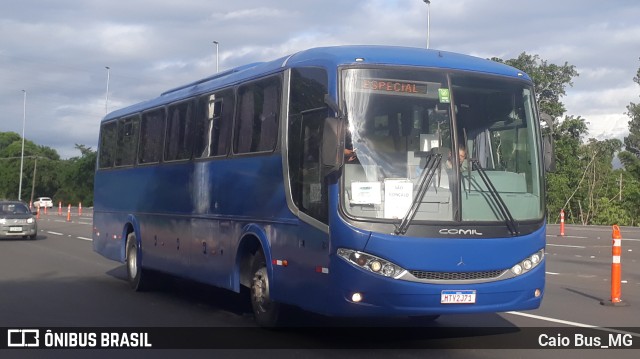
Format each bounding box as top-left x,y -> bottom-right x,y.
126,232 -> 150,291
250,250 -> 283,327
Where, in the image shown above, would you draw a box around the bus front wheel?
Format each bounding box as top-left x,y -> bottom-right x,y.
126,232 -> 150,291
250,250 -> 283,327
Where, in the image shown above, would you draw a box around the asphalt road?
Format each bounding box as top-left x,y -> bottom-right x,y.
0,214 -> 638,358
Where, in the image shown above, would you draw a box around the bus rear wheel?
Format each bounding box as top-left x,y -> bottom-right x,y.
250,250 -> 283,327
126,232 -> 151,291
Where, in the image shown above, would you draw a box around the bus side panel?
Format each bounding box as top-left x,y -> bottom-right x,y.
267,220 -> 331,315
188,156 -> 297,291
189,218 -> 232,288
92,211 -> 127,263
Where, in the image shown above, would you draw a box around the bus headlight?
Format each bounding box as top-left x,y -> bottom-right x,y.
510,249 -> 544,276
337,248 -> 407,279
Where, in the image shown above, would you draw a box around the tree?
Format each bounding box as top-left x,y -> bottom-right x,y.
55,144 -> 96,206
545,116 -> 589,223
619,59 -> 640,177
0,132 -> 94,205
491,53 -> 579,122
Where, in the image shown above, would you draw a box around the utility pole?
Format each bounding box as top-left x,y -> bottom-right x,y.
30,157 -> 37,205
105,66 -> 110,114
213,41 -> 219,72
619,172 -> 622,201
423,0 -> 431,49
19,90 -> 26,201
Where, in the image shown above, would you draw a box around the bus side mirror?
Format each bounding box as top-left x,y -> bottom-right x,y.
543,134 -> 555,172
321,117 -> 345,176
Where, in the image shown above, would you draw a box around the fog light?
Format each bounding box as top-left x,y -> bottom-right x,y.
534,289 -> 541,297
351,293 -> 363,302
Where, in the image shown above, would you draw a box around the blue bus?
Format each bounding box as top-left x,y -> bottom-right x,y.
93,46 -> 548,326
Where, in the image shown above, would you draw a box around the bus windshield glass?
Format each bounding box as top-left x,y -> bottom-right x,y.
341,68 -> 544,224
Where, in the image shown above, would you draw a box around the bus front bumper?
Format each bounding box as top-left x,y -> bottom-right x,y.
322,257 -> 545,317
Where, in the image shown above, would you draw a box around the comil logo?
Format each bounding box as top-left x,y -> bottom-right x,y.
439,229 -> 484,236
7,329 -> 40,347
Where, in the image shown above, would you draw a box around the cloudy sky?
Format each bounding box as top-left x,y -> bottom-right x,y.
1,0 -> 638,158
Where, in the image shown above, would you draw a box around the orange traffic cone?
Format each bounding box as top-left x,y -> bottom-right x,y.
601,225 -> 628,306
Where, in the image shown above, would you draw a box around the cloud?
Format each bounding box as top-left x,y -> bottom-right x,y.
98,23 -> 153,58
213,7 -> 290,21
0,0 -> 638,159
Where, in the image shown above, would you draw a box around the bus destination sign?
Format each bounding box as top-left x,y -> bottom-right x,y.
359,78 -> 434,97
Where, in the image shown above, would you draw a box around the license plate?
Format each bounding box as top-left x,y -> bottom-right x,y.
441,290 -> 476,304
9,226 -> 22,232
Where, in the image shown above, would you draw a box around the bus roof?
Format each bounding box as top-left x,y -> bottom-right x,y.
103,45 -> 530,121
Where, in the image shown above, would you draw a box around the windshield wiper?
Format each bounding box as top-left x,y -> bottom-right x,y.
470,159 -> 519,236
394,151 -> 442,235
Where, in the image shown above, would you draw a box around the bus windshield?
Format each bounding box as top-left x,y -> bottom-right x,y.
341,68 -> 544,224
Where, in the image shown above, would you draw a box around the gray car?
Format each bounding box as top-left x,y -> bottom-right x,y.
0,201 -> 38,240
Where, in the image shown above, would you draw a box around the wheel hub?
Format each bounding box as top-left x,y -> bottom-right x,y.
252,267 -> 270,312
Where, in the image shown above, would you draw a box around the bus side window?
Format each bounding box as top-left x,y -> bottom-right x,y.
288,67 -> 329,224
165,100 -> 194,161
98,121 -> 118,169
236,90 -> 255,153
195,89 -> 234,158
115,115 -> 140,167
138,108 -> 166,164
234,76 -> 281,154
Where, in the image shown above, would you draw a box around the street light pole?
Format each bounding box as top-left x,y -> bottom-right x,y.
18,90 -> 26,201
213,41 -> 219,73
423,0 -> 431,49
105,66 -> 110,115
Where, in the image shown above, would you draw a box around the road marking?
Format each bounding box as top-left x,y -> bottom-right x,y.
77,237 -> 92,241
577,274 -> 596,278
547,244 -> 585,249
545,272 -> 560,275
546,235 -> 587,239
46,231 -> 63,236
506,311 -> 640,337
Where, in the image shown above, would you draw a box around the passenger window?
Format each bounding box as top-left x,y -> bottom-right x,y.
98,121 -> 117,169
235,76 -> 281,154
138,108 -> 166,164
195,89 -> 234,158
165,100 -> 194,161
115,116 -> 139,167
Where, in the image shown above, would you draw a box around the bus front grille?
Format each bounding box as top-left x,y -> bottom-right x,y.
408,269 -> 506,281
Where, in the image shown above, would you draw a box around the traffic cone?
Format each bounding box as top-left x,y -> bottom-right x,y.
66,204 -> 71,222
601,225 -> 628,306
